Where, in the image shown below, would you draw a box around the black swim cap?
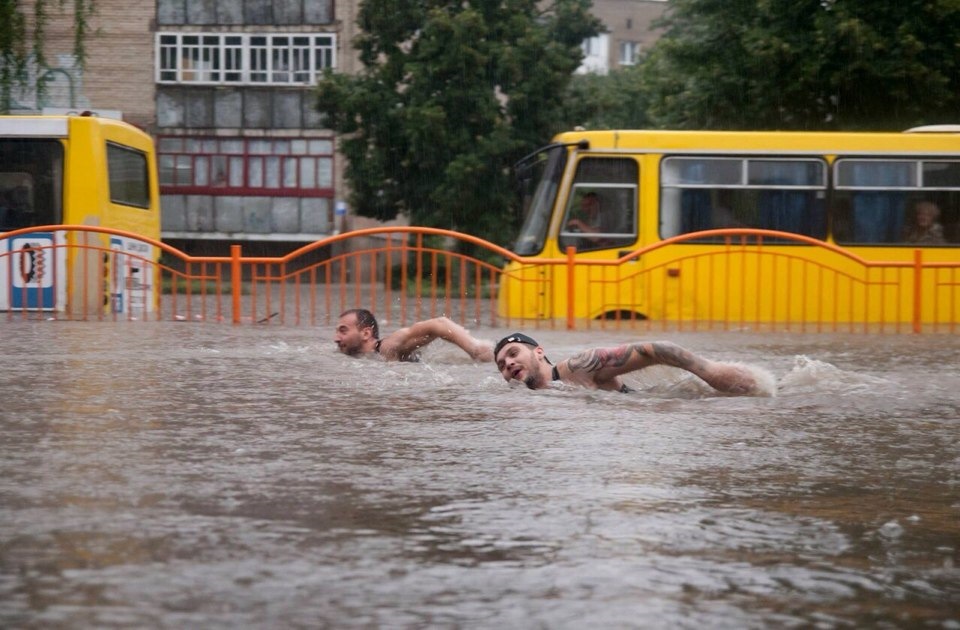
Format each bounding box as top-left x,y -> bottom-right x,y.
494,332 -> 540,358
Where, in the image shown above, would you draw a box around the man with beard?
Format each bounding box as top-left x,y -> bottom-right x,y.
335,308 -> 493,363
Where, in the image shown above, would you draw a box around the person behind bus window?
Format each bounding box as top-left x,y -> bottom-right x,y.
563,190 -> 634,251
902,200 -> 946,244
565,191 -> 603,235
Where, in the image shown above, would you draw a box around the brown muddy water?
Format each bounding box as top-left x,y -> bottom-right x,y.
0,321 -> 958,628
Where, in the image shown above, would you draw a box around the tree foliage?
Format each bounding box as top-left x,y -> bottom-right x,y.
315,0 -> 600,245
560,65 -> 651,131
637,0 -> 960,130
0,0 -> 97,113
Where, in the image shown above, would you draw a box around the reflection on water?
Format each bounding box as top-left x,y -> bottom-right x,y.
1,322 -> 958,628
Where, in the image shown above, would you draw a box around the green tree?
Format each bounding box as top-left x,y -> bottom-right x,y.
639,0 -> 960,130
560,65 -> 652,130
0,0 -> 97,113
315,0 -> 600,245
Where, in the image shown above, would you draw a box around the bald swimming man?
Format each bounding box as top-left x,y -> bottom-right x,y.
335,308 -> 494,363
493,332 -> 773,396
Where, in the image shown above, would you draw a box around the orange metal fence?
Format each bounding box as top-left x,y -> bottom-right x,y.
1,225 -> 958,333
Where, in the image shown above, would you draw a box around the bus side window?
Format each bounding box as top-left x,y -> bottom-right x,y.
852,191 -> 906,243
560,186 -> 635,252
681,189 -> 713,232
559,157 -> 638,253
835,160 -> 912,244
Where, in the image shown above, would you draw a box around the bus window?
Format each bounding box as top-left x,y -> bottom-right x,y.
512,144 -> 567,256
558,158 -> 637,253
107,142 -> 151,209
0,139 -> 63,229
833,158 -> 960,245
661,156 -> 827,241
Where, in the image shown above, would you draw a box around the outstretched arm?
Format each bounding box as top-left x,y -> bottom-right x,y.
561,341 -> 759,394
381,317 -> 494,362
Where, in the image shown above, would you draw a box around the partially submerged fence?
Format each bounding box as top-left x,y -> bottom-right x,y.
2,225 -> 957,333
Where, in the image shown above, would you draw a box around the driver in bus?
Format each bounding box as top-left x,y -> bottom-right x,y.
565,191 -> 603,235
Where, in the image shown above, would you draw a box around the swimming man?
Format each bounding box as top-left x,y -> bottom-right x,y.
494,332 -> 773,396
335,308 -> 494,362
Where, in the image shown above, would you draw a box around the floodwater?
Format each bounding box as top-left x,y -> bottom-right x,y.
1,320 -> 958,629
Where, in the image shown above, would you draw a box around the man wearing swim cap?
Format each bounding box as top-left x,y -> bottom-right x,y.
493,333 -> 771,396
335,308 -> 494,362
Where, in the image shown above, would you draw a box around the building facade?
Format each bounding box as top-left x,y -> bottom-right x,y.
579,0 -> 666,75
11,0 -> 666,252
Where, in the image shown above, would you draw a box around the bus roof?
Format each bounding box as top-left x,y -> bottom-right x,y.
552,128 -> 960,154
0,116 -> 69,138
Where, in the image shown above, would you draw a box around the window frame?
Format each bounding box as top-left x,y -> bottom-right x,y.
156,32 -> 337,86
832,157 -> 960,246
659,155 -> 829,241
158,136 -> 335,197
107,142 -> 151,210
558,156 -> 639,253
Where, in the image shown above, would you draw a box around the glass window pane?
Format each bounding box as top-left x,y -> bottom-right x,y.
107,143 -> 150,208
748,160 -> 824,187
318,158 -> 333,187
283,158 -> 297,187
309,139 -> 333,154
159,154 -> 175,186
300,157 -> 316,188
265,156 -> 280,188
291,139 -> 308,155
836,160 -> 917,188
201,138 -> 219,153
195,156 -> 209,186
249,140 -> 272,155
210,156 -> 227,186
249,157 -> 263,187
662,158 -> 740,186
221,139 -> 244,154
229,157 -> 244,187
175,155 -> 194,185
574,157 -> 637,184
923,161 -> 960,188
158,137 -> 183,152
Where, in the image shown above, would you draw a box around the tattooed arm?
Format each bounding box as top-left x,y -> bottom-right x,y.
557,341 -> 757,394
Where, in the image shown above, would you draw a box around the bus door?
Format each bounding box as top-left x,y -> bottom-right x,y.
556,156 -> 640,320
0,130 -> 67,311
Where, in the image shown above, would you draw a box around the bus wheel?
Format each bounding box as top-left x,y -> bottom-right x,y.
595,310 -> 647,321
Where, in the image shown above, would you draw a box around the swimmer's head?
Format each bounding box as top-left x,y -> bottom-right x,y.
494,333 -> 551,389
335,308 -> 379,356
494,333 -> 540,359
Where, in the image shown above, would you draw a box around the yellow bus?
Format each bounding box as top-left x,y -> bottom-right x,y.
501,128 -> 960,328
0,114 -> 161,315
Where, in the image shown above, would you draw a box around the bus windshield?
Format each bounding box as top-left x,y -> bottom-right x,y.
512,144 -> 567,255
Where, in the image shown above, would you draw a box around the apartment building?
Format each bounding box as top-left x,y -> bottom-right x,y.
580,0 -> 667,74
12,0 -> 666,253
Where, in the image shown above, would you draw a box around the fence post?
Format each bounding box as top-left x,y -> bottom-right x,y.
913,249 -> 922,334
566,245 -> 576,330
231,244 -> 242,325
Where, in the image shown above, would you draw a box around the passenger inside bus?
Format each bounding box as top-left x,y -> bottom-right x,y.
902,200 -> 946,244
